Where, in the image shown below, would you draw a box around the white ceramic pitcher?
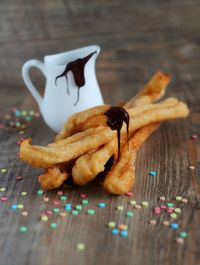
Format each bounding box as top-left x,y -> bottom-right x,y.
22,45 -> 104,133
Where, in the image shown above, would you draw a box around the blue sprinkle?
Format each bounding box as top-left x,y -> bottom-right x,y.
11,204 -> 18,210
15,111 -> 21,117
149,171 -> 157,176
120,230 -> 129,237
112,228 -> 119,235
64,204 -> 72,211
171,223 -> 179,230
98,202 -> 106,208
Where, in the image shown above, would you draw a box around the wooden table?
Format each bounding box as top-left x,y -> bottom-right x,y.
0,1 -> 200,265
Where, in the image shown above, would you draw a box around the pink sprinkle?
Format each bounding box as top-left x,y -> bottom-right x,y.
80,194 -> 87,198
1,197 -> 8,202
167,208 -> 174,213
134,204 -> 141,209
126,192 -> 133,197
159,196 -> 166,201
57,191 -> 63,195
182,198 -> 188,204
160,205 -> 167,210
43,197 -> 49,202
154,207 -> 161,214
0,124 -> 5,128
162,220 -> 170,226
16,140 -> 21,145
176,237 -> 185,244
16,176 -> 23,181
53,201 -> 60,206
191,134 -> 198,140
46,210 -> 53,216
16,152 -> 20,157
149,219 -> 157,225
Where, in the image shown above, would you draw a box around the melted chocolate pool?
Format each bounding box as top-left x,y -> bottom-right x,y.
55,51 -> 97,105
105,106 -> 129,160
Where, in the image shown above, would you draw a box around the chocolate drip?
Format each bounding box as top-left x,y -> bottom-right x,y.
55,51 -> 97,105
105,106 -> 129,160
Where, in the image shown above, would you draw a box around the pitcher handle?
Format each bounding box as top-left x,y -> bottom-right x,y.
22,59 -> 46,108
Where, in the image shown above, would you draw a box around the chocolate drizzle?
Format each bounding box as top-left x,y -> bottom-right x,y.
55,51 -> 97,105
105,106 -> 129,160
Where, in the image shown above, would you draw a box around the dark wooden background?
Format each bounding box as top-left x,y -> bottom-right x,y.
0,1 -> 200,265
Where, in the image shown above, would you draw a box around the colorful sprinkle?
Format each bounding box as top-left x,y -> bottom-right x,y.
171,223 -> 179,230
21,211 -> 28,216
0,188 -> 6,192
82,199 -> 89,205
87,209 -> 95,215
170,213 -> 177,219
53,207 -> 60,213
174,208 -> 181,213
179,231 -> 188,238
126,211 -> 134,218
1,197 -> 8,202
112,228 -> 119,235
60,196 -> 67,201
149,219 -> 157,225
19,226 -> 28,233
16,176 -> 23,181
75,205 -> 83,211
64,204 -> 72,211
154,207 -> 161,215
98,202 -> 106,208
182,198 -> 188,204
160,205 -> 167,210
134,204 -> 141,209
72,210 -> 78,215
167,203 -> 174,208
162,220 -> 170,226
43,197 -> 49,202
57,191 -> 63,195
142,201 -> 149,207
188,165 -> 195,170
118,224 -> 128,230
41,215 -> 48,222
37,189 -> 44,196
50,223 -> 58,229
120,230 -> 128,237
117,205 -> 124,211
59,212 -> 67,217
129,200 -> 136,206
21,191 -> 27,196
80,194 -> 87,198
190,134 -> 198,140
108,221 -> 116,228
159,196 -> 166,201
76,243 -> 85,250
1,169 -> 7,173
149,171 -> 157,176
18,204 -> 24,209
11,204 -> 18,210
176,196 -> 182,201
176,237 -> 185,244
126,192 -> 133,197
46,210 -> 53,216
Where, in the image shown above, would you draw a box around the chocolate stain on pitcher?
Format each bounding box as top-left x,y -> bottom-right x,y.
105,106 -> 130,161
55,51 -> 97,106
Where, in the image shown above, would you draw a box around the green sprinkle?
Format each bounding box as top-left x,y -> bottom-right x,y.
53,208 -> 60,213
87,209 -> 95,215
37,189 -> 44,196
0,188 -> 6,192
60,196 -> 67,201
174,208 -> 181,213
82,199 -> 89,205
176,196 -> 182,201
126,211 -> 134,218
16,122 -> 21,127
117,205 -> 124,211
179,231 -> 188,238
19,226 -> 28,233
25,116 -> 32,122
76,243 -> 85,251
71,210 -> 79,215
129,200 -> 136,206
167,203 -> 174,208
108,221 -> 116,228
50,223 -> 57,229
170,213 -> 177,219
75,205 -> 82,211
21,192 -> 27,196
1,169 -> 7,173
18,204 -> 24,209
142,201 -> 149,207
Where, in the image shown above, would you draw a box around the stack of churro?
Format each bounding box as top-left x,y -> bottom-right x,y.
20,72 -> 189,194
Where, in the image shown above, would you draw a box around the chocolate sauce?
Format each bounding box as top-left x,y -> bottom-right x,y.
55,51 -> 97,105
105,106 -> 129,160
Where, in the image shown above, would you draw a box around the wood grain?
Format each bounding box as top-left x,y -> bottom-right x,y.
0,1 -> 200,265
